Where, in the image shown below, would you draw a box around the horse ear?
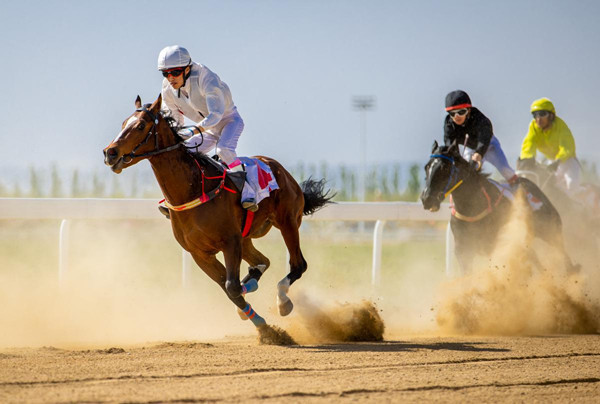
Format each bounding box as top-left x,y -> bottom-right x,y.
448,139 -> 458,154
135,95 -> 142,109
150,93 -> 162,114
431,140 -> 439,153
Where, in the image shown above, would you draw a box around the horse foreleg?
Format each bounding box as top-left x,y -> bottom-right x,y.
221,237 -> 244,298
191,251 -> 266,327
453,236 -> 473,276
277,220 -> 307,316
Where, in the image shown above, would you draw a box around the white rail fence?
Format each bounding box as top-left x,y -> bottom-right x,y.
0,198 -> 453,286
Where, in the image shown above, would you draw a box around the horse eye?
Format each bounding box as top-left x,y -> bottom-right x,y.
138,122 -> 146,131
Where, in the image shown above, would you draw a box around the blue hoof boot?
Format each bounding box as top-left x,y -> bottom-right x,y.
250,313 -> 267,327
242,278 -> 259,295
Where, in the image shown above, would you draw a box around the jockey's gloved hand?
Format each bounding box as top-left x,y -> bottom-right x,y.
548,160 -> 560,172
177,128 -> 195,139
517,157 -> 536,171
469,159 -> 482,172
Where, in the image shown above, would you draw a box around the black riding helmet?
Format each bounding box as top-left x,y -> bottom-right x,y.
445,90 -> 472,111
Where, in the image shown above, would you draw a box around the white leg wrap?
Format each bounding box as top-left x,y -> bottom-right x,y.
277,277 -> 291,304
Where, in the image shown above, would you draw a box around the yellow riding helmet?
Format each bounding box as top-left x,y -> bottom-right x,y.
530,97 -> 555,114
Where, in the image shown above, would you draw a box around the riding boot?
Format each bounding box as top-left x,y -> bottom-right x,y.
158,205 -> 171,219
229,162 -> 258,212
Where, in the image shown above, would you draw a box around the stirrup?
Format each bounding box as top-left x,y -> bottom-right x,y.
158,205 -> 171,219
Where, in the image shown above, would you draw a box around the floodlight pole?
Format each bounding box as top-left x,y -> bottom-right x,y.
352,96 -> 376,202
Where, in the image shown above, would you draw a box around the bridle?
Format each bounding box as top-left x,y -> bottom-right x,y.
122,107 -> 183,163
429,154 -> 463,198
430,153 -> 504,222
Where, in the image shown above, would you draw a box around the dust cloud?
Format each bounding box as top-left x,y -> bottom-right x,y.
2,193 -> 598,350
283,292 -> 384,344
435,192 -> 600,335
0,220 -> 254,348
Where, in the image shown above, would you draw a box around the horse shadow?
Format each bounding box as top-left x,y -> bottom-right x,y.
288,340 -> 511,353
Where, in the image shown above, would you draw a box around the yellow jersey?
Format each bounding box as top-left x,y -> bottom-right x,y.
520,116 -> 576,161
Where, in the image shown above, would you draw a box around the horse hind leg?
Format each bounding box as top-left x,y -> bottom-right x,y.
240,238 -> 270,289
277,219 -> 307,316
536,223 -> 580,273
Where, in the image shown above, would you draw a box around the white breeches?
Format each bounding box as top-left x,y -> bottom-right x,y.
462,136 -> 516,181
184,109 -> 244,165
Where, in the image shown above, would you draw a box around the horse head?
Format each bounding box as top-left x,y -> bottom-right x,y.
103,95 -> 176,173
420,140 -> 469,211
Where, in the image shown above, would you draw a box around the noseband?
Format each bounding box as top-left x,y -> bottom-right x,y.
430,154 -> 463,197
122,107 -> 183,163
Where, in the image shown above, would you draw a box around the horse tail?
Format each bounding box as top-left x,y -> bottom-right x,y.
300,177 -> 335,216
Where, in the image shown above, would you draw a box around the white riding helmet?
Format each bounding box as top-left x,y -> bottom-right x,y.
157,45 -> 191,70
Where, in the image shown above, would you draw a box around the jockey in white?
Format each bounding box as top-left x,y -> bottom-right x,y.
157,45 -> 257,211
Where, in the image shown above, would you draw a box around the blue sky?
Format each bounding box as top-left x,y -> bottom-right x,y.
1,0 -> 599,181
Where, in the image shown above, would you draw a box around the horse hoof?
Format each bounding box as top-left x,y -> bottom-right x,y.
237,308 -> 249,320
278,298 -> 294,316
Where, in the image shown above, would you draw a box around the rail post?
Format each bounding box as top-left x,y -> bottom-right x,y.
59,219 -> 71,288
372,220 -> 386,286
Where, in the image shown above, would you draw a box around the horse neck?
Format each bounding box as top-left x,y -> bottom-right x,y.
147,123 -> 219,205
451,171 -> 496,215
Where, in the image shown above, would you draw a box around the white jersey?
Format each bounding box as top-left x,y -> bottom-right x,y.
161,62 -> 236,130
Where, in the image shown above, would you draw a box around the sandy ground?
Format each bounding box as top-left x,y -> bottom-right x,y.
2,197 -> 600,402
1,335 -> 599,403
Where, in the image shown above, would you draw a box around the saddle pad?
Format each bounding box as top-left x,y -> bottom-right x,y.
489,179 -> 543,211
240,157 -> 279,205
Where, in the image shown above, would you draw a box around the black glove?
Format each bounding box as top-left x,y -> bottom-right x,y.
548,160 -> 560,172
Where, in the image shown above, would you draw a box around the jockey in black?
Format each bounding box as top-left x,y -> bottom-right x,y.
443,90 -> 517,183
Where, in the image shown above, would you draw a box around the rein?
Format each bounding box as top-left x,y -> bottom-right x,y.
122,107 -> 183,163
430,154 -> 463,197
122,107 -> 237,212
430,153 -> 503,222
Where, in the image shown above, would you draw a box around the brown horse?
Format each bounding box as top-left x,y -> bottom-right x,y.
103,95 -> 333,328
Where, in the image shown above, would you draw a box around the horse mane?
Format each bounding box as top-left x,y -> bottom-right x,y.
435,145 -> 492,181
159,109 -> 216,167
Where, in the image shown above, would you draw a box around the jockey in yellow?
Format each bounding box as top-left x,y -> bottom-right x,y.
520,98 -> 580,195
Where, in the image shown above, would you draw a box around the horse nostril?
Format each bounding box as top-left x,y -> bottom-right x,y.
104,147 -> 120,165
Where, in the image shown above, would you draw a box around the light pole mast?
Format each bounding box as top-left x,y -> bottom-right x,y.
352,96 -> 376,202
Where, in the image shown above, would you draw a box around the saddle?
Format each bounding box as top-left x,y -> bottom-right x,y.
489,177 -> 544,211
188,150 -> 246,192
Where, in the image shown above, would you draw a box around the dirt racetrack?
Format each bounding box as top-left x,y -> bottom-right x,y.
1,335 -> 599,403
2,207 -> 600,402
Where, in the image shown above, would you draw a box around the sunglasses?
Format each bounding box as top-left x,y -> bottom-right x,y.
532,110 -> 550,119
161,68 -> 185,78
448,108 -> 469,118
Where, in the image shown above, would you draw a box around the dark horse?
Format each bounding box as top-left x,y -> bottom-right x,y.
103,95 -> 333,328
420,141 -> 576,274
